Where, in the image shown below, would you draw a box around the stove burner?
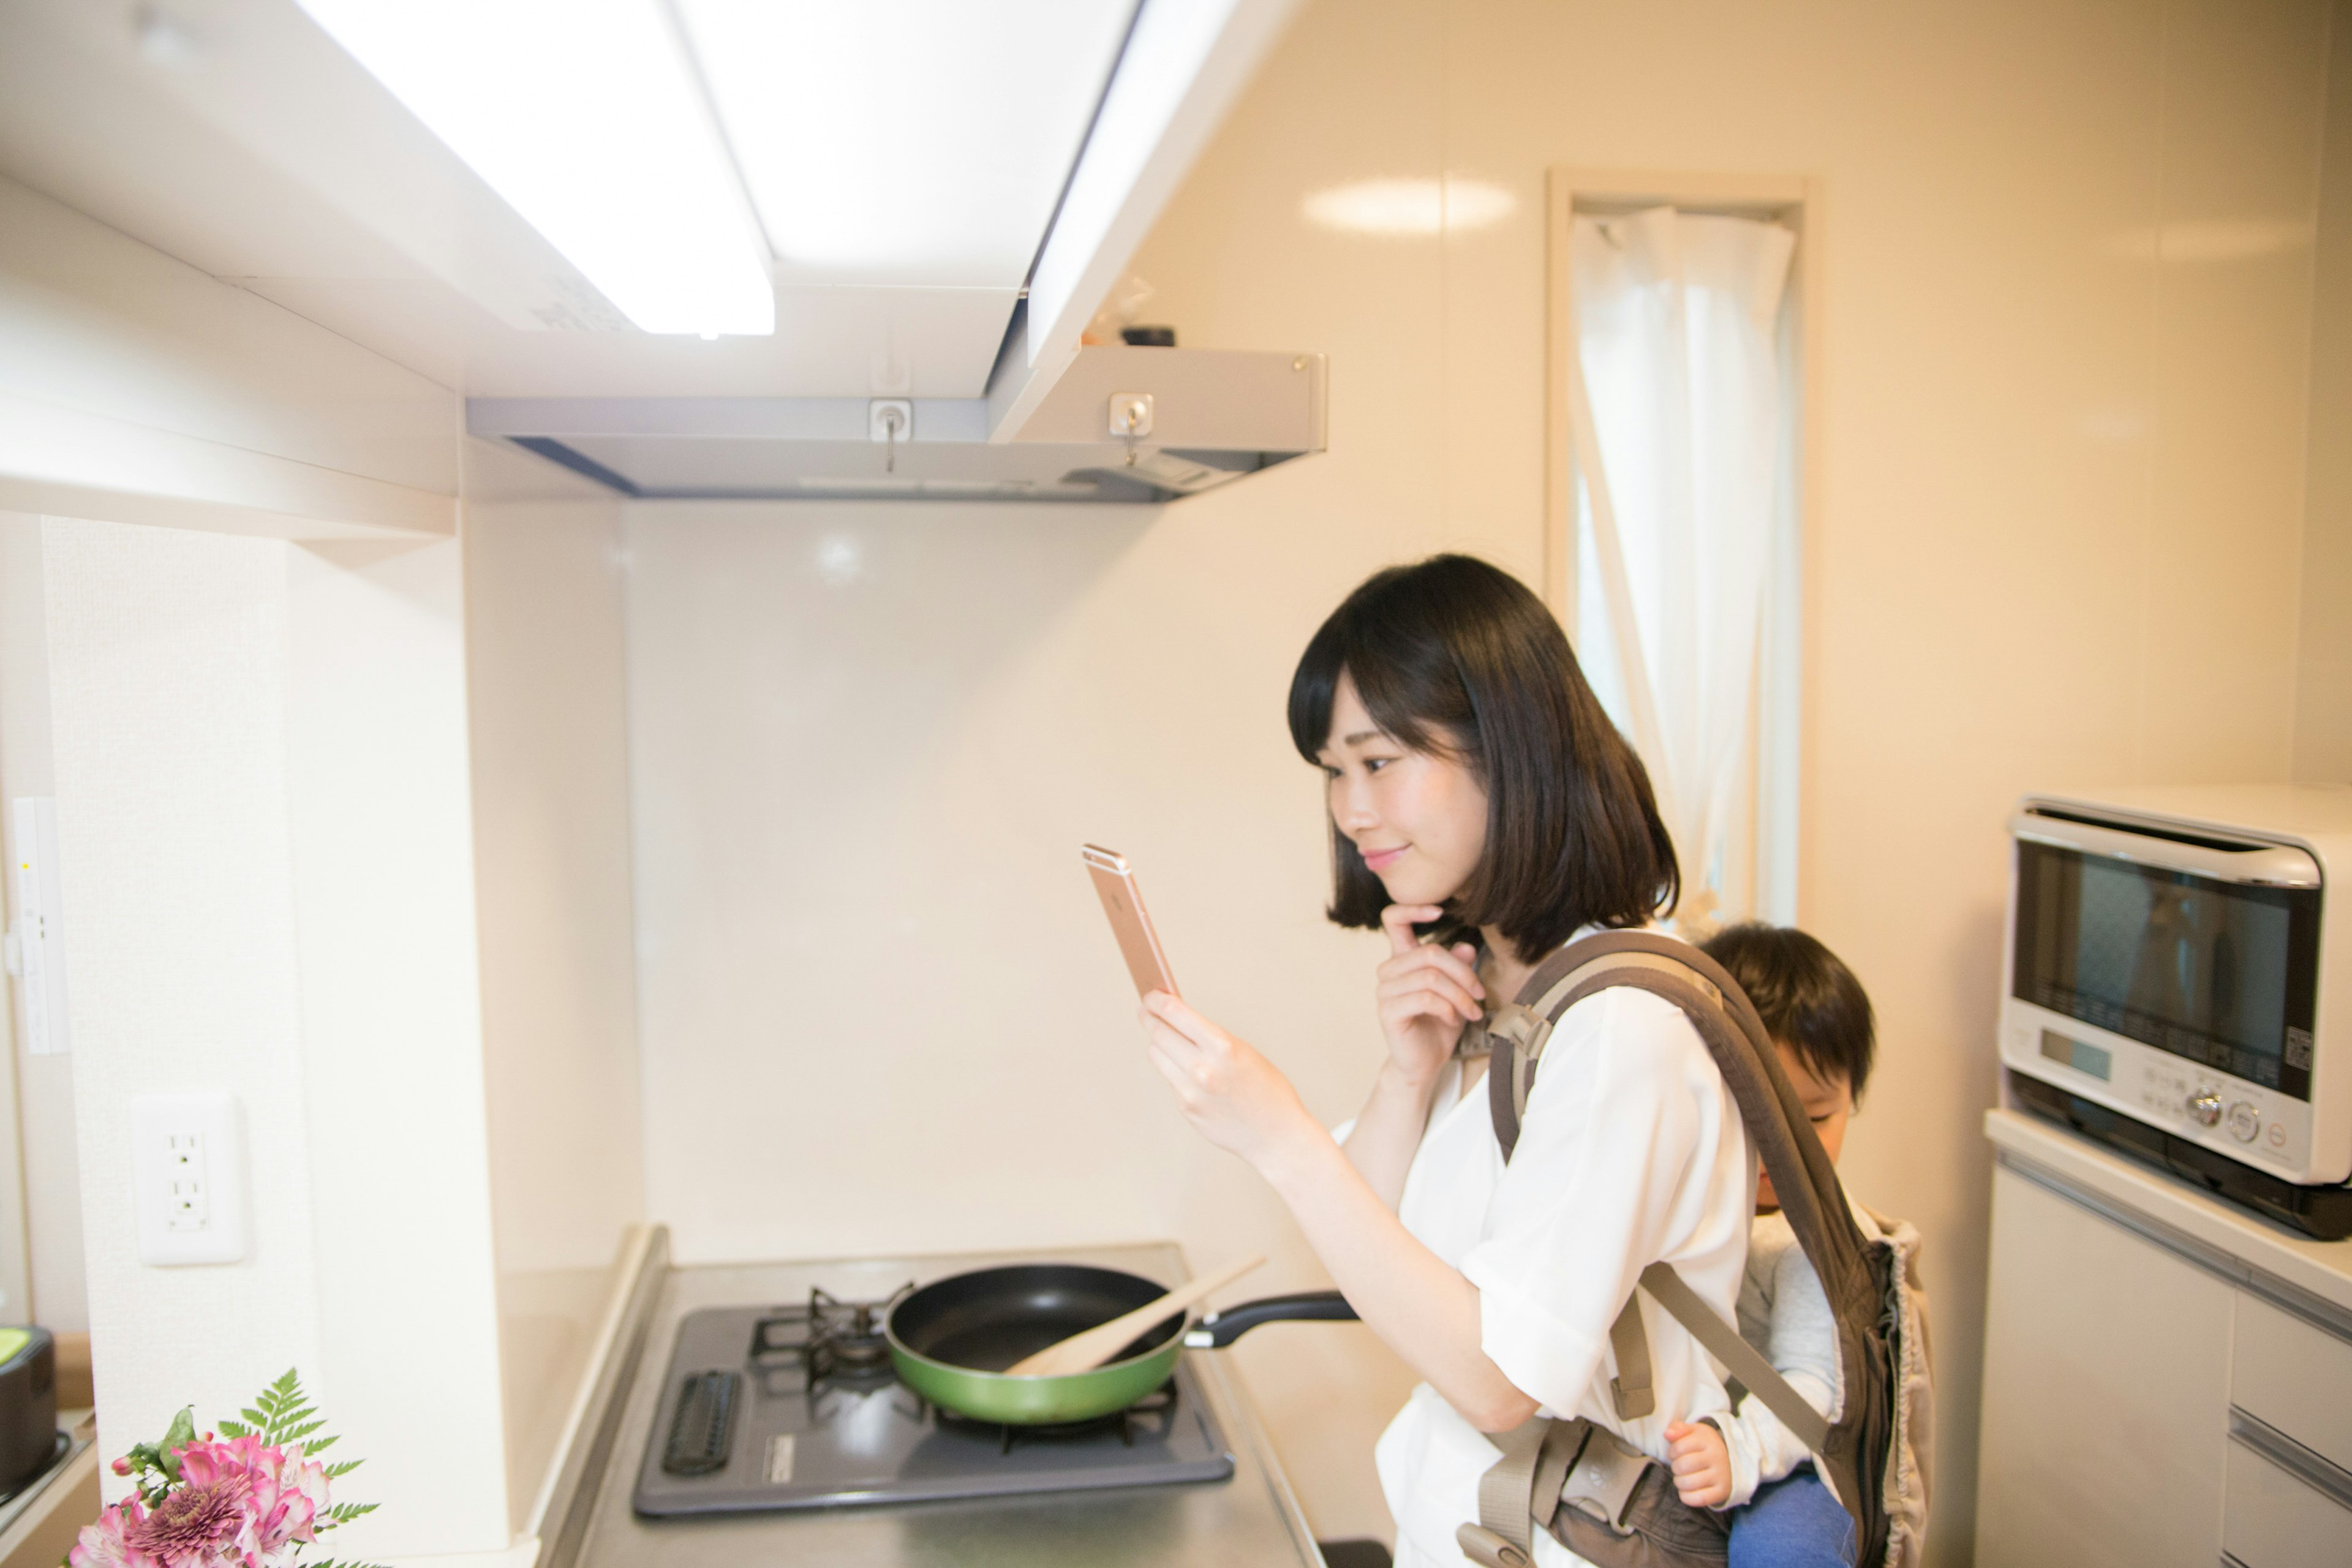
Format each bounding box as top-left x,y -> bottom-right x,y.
750,1284 -> 913,1384
930,1379 -> 1181,1455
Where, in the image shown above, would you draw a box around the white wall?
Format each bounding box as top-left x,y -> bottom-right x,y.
282,534 -> 510,1559
42,517 -> 330,1484
4,145 -> 655,1558
620,1 -> 2338,1556
0,512 -> 79,1333
461,441 -> 644,1536
621,493 -> 1419,1531
0,175 -> 456,540
45,516 -> 514,1561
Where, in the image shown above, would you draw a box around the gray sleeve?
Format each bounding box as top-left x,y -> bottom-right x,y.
1764,1243 -> 1843,1420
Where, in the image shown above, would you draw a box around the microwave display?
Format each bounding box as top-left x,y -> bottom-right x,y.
2012,840 -> 2320,1101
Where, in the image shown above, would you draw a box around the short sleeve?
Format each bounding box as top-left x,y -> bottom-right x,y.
1458,988 -> 1741,1417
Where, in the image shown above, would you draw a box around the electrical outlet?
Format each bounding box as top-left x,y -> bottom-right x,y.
132,1093 -> 247,1265
165,1132 -> 208,1231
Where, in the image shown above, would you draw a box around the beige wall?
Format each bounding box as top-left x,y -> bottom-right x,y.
1137,0 -> 2333,1555
621,1 -> 2337,1559
460,441 -> 646,1536
2297,1 -> 2352,782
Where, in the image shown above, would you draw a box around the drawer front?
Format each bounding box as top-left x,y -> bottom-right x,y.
2233,1294 -> 2352,1475
2223,1434 -> 2352,1568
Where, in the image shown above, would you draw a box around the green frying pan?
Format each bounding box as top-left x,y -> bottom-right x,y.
885,1262 -> 1360,1426
886,1263 -> 1183,1425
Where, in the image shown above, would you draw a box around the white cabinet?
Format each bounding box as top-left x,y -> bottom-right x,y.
1979,1112 -> 2352,1567
1977,1166 -> 2233,1567
2225,1434 -> 2352,1568
2233,1293 -> 2352,1476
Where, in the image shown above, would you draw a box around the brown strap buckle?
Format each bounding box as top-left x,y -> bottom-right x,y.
1559,1427 -> 1652,1532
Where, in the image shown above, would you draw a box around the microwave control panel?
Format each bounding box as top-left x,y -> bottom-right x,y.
2002,1001 -> 2313,1182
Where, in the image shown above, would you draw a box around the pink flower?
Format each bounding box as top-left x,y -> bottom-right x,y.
76,1436 -> 333,1568
121,1470 -> 254,1568
170,1437 -> 330,1567
69,1499 -> 162,1568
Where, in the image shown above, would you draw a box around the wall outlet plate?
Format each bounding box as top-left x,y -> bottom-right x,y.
130,1092 -> 247,1265
11,797 -> 73,1056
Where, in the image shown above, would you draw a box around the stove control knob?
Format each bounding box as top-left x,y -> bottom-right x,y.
2188,1091 -> 2223,1128
2228,1102 -> 2260,1143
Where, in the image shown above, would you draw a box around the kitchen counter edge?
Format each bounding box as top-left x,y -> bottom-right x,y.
1985,1107 -> 2352,1326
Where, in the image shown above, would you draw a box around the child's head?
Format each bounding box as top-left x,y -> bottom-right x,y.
1698,922 -> 1875,1184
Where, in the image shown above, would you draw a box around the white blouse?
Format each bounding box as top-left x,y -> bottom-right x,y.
1367,976 -> 1755,1568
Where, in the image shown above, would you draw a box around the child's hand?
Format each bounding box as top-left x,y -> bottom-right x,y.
1664,1420 -> 1732,1508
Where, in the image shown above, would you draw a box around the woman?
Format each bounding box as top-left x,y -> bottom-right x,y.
1140,556 -> 1752,1567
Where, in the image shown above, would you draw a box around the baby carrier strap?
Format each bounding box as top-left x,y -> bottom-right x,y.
1460,930 -> 1896,1568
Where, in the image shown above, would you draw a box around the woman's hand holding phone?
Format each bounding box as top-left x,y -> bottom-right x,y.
1139,992 -> 1316,1173
1374,903 -> 1486,1093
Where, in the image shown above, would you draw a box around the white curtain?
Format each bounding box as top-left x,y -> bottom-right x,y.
1567,207 -> 1796,928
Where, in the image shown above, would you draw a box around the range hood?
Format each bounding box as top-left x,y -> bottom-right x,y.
469,344 -> 1326,504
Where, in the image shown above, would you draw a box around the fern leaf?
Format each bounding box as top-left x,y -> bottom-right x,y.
216,1420 -> 251,1439
323,1458 -> 361,1479
303,1433 -> 342,1456
279,1419 -> 326,1446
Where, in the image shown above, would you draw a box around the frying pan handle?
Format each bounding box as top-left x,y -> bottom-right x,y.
1182,1291 -> 1357,1349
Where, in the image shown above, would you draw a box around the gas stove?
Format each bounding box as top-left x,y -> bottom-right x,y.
631,1282 -> 1234,1517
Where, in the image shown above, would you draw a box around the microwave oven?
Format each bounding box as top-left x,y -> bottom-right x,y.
2000,785 -> 2352,1238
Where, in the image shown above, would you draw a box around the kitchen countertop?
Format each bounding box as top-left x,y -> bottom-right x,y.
567,1241 -> 1325,1568
1986,1107 -> 2352,1322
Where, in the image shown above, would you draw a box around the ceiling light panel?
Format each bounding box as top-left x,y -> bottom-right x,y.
294,0 -> 774,337
674,0 -> 1136,288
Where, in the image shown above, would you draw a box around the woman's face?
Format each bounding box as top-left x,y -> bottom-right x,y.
1317,673 -> 1489,908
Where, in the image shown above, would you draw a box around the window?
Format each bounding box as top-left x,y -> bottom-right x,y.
1545,171 -> 1815,929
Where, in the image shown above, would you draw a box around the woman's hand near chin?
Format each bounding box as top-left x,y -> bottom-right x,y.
1139,992 -> 1317,1173
1373,902 -> 1485,1091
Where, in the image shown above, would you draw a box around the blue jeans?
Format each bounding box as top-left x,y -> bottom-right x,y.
1726,1465 -> 1855,1568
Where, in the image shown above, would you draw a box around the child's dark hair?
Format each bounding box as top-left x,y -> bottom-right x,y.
1286,554 -> 1678,960
1700,922 -> 1877,1101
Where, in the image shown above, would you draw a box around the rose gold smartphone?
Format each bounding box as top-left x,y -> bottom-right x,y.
1081,844 -> 1178,998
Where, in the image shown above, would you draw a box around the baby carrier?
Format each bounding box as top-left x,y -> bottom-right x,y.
1454,932 -> 1932,1568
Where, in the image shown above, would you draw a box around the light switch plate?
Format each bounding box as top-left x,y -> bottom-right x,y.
130,1092 -> 248,1265
11,797 -> 72,1056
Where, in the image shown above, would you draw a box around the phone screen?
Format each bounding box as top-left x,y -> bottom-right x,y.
1082,845 -> 1178,998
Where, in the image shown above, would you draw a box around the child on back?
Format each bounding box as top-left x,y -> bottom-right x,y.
1664,922 -> 1879,1568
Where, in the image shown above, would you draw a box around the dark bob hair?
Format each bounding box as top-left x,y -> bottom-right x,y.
1286,554 -> 1678,960
1698,922 -> 1878,1101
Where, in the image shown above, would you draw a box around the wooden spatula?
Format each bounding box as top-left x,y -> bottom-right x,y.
1007,1254 -> 1266,1378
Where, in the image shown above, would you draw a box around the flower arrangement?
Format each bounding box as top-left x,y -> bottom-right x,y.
69,1370 -> 378,1568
